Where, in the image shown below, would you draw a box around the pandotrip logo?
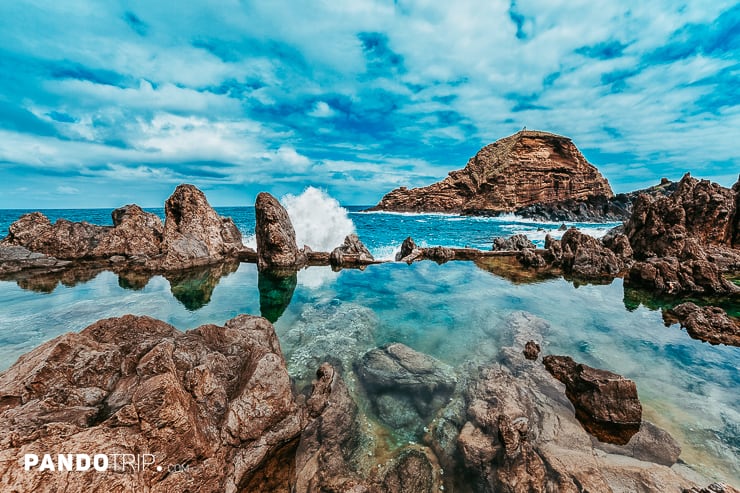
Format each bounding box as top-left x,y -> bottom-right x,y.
23,454 -> 192,474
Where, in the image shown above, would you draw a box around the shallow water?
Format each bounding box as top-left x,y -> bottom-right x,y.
0,205 -> 737,484
0,260 -> 738,484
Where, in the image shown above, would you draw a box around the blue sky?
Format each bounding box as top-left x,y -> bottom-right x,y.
0,1 -> 738,208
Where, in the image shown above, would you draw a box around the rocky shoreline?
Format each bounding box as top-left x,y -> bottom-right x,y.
0,171 -> 739,490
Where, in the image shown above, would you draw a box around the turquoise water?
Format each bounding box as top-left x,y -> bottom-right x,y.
0,208 -> 738,484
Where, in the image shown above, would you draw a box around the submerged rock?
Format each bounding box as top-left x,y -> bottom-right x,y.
255,192 -> 305,271
542,355 -> 642,445
356,343 -> 456,437
663,302 -> 740,347
258,269 -> 298,323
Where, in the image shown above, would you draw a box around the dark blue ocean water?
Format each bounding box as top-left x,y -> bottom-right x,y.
0,205 -> 737,484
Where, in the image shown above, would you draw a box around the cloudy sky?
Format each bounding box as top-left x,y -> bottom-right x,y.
0,1 -> 738,208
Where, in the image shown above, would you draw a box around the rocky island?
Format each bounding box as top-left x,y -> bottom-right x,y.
369,130 -> 617,218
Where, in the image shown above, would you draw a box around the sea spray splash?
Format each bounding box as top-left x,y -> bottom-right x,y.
281,187 -> 355,252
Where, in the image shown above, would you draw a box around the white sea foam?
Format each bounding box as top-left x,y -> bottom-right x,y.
281,187 -> 355,252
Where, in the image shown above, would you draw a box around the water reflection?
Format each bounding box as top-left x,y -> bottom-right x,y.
258,269 -> 297,323
164,261 -> 240,311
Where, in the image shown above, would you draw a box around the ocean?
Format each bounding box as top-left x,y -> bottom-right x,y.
0,194 -> 738,485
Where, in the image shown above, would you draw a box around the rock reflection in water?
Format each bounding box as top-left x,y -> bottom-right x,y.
258,269 -> 297,322
164,261 -> 240,311
9,265 -> 105,293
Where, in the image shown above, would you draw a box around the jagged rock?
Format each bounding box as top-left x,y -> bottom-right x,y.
369,130 -> 613,214
523,340 -> 540,360
663,302 -> 740,346
96,204 -> 164,257
516,178 -> 678,222
356,344 -> 456,436
626,173 -> 737,258
557,228 -> 624,278
396,236 -> 419,262
329,234 -> 375,267
421,246 -> 455,263
1,212 -> 109,259
628,255 -> 738,295
292,363 -> 369,493
0,314 -> 302,492
160,184 -> 244,270
492,234 -> 536,251
255,192 -> 305,271
542,355 -> 642,445
1,185 -> 250,272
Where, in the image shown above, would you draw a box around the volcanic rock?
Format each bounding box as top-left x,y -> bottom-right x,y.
663,302 -> 740,347
254,192 -> 305,271
369,130 -> 613,215
1,185 -> 250,271
492,234 -> 536,251
1,212 -> 110,259
292,363 -> 368,493
96,204 -> 164,258
329,234 -> 375,267
0,314 -> 302,492
395,236 -> 419,262
523,340 -> 541,360
160,184 -> 244,269
542,355 -> 642,445
626,173 -> 737,258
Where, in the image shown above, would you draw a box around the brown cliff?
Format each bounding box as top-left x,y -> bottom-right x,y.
369,130 -> 613,214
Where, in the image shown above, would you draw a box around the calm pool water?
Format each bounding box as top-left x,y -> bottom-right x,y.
0,260 -> 737,484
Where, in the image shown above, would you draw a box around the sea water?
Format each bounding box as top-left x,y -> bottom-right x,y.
0,191 -> 737,485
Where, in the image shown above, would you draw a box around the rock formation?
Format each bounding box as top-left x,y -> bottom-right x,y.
492,233 -> 535,251
369,130 -> 613,215
160,184 -> 244,269
663,302 -> 740,347
329,234 -> 375,267
0,314 -> 302,492
254,192 -> 305,271
624,173 -> 740,295
543,355 -> 642,445
1,185 -> 250,272
0,245 -> 70,276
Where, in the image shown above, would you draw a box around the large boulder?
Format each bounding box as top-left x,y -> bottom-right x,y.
663,302 -> 740,347
0,314 -> 302,492
542,355 -> 642,445
161,184 -> 244,269
1,185 -> 248,271
356,343 -> 456,437
254,192 -> 304,271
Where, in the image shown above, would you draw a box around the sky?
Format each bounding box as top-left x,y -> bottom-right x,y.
0,0 -> 739,208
